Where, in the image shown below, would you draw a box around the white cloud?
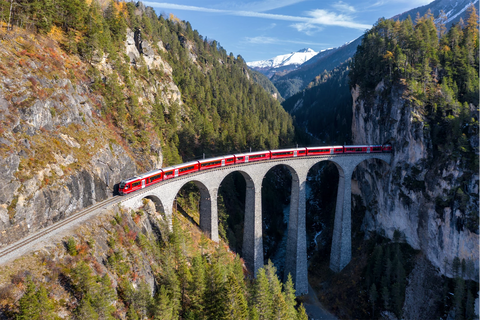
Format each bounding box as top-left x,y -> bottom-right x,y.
143,2 -> 372,31
332,1 -> 356,13
219,0 -> 308,12
367,0 -> 432,8
290,22 -> 323,35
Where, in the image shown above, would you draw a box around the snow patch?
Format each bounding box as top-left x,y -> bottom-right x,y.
247,48 -> 318,69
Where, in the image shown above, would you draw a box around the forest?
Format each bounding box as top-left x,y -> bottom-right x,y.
0,0 -> 295,166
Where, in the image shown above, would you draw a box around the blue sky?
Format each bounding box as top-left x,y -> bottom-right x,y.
143,0 -> 433,62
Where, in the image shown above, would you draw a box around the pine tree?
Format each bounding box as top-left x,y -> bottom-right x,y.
126,305 -> 140,320
254,268 -> 273,320
76,295 -> 99,320
17,277 -> 40,320
297,304 -> 309,320
284,274 -> 298,319
224,273 -> 249,320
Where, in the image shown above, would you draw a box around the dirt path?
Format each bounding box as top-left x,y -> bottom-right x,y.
302,283 -> 337,320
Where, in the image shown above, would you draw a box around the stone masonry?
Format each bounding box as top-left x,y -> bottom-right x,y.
120,153 -> 392,295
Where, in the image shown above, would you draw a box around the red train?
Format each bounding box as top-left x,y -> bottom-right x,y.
118,144 -> 392,195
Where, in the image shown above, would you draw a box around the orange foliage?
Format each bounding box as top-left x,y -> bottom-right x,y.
127,230 -> 137,241
47,25 -> 65,43
133,215 -> 141,224
77,243 -> 89,255
92,260 -> 104,274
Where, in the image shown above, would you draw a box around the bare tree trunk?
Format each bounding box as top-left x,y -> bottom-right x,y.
8,0 -> 13,31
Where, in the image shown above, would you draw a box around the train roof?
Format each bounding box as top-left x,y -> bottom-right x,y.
271,147 -> 306,153
344,145 -> 382,148
234,150 -> 271,157
160,161 -> 201,173
306,145 -> 343,149
198,155 -> 235,163
122,176 -> 141,183
137,169 -> 163,178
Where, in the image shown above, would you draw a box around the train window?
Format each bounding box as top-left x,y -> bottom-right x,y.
119,182 -> 126,188
310,149 -> 329,153
335,148 -> 343,152
179,165 -> 195,173
272,151 -> 293,156
132,181 -> 141,187
227,158 -> 234,162
250,154 -> 267,159
373,147 -> 381,151
165,171 -> 173,176
201,160 -> 221,167
298,151 -> 305,154
150,174 -> 162,183
237,157 -> 244,160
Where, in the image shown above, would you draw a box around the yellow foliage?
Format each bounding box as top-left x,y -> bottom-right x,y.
169,13 -> 180,23
114,1 -> 128,16
383,50 -> 394,60
442,45 -> 450,52
47,26 -> 65,43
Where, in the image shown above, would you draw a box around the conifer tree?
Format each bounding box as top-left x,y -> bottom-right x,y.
297,304 -> 309,320
76,295 -> 99,320
224,273 -> 249,320
254,268 -> 273,320
284,274 -> 298,319
17,277 -> 40,320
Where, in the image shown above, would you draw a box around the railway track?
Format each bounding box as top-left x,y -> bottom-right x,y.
0,195 -> 121,263
0,152 -> 390,265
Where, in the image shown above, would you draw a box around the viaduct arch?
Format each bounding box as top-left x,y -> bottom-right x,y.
120,153 -> 391,295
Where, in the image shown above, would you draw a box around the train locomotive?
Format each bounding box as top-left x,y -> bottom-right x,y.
118,144 -> 392,195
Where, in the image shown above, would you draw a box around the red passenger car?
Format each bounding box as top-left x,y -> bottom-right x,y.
163,161 -> 200,180
199,155 -> 235,170
270,148 -> 307,159
235,151 -> 271,163
344,145 -> 369,153
382,144 -> 392,152
306,147 -> 334,155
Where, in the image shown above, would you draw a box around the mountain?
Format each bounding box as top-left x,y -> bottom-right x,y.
392,0 -> 479,26
0,1 -> 295,248
273,0 -> 477,100
272,37 -> 362,99
247,48 -> 318,78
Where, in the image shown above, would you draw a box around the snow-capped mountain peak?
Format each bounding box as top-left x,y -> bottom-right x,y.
247,48 -> 318,69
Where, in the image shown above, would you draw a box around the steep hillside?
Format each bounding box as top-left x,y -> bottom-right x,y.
350,5 -> 478,285
0,1 -> 295,247
0,202 -> 308,319
392,0 -> 479,27
282,62 -> 352,144
271,37 -> 362,99
248,69 -> 283,101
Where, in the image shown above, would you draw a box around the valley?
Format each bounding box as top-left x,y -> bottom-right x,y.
0,0 -> 478,319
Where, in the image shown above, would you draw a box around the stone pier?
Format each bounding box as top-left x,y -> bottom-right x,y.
119,153 -> 391,295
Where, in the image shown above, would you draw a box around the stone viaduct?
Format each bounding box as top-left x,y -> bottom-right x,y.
120,153 -> 391,295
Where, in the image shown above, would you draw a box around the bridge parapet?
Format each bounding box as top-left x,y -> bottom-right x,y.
119,153 -> 392,295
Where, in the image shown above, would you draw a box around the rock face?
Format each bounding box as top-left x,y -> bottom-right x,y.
351,83 -> 479,278
402,255 -> 444,319
0,24 -> 182,247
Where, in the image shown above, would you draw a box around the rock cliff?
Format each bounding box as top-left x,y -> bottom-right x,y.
351,82 -> 479,278
0,24 -> 180,247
